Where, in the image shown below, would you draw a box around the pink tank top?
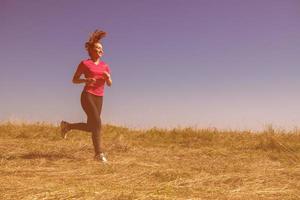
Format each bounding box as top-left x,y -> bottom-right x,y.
75,59 -> 111,96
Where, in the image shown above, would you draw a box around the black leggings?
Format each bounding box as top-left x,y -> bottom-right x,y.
69,90 -> 103,155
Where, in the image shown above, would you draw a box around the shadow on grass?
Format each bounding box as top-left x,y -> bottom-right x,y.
19,152 -> 77,160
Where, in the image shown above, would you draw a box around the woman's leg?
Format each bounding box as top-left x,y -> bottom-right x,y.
89,94 -> 103,156
61,91 -> 103,156
93,94 -> 103,155
67,91 -> 93,132
68,122 -> 90,132
80,91 -> 103,156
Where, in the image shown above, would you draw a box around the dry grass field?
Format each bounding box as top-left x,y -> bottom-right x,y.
0,122 -> 299,200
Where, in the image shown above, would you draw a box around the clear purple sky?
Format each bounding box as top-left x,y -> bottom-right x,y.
1,0 -> 300,130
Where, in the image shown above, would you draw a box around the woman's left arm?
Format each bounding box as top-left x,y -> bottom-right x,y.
103,71 -> 112,87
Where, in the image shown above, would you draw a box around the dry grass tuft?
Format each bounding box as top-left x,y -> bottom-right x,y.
0,122 -> 300,199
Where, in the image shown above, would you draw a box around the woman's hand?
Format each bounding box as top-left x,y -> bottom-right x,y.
85,77 -> 97,86
102,71 -> 111,80
103,71 -> 112,86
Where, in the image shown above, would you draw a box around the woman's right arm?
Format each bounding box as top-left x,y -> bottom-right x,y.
72,76 -> 87,84
72,62 -> 87,84
72,62 -> 96,85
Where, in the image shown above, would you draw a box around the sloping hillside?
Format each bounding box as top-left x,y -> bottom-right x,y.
0,122 -> 299,199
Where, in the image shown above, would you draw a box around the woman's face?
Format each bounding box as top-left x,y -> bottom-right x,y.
89,43 -> 104,58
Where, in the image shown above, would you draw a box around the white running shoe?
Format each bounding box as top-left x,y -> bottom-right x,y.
95,153 -> 108,163
60,121 -> 69,139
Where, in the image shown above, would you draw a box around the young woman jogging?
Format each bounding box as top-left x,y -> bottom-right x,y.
60,30 -> 112,163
